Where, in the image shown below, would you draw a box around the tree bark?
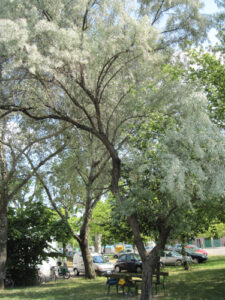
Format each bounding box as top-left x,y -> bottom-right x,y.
141,258 -> 154,300
0,121 -> 8,290
141,253 -> 159,300
181,236 -> 189,270
0,204 -> 7,289
94,234 -> 102,253
79,238 -> 96,279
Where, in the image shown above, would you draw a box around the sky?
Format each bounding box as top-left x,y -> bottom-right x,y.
202,0 -> 219,13
202,0 -> 220,45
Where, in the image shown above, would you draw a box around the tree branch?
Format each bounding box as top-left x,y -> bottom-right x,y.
8,144 -> 66,200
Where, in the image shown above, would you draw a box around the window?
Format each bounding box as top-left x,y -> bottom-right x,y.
127,254 -> 132,261
118,255 -> 126,262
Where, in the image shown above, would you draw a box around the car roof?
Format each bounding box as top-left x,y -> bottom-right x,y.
91,253 -> 102,256
119,252 -> 139,257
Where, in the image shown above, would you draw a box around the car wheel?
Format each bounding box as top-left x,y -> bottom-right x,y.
73,268 -> 79,276
160,262 -> 165,268
136,266 -> 142,273
193,258 -> 199,264
115,266 -> 121,273
175,260 -> 182,266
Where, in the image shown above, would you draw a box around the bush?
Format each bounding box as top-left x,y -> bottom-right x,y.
7,202 -> 69,286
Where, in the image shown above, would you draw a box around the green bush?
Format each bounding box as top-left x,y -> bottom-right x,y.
7,202 -> 70,286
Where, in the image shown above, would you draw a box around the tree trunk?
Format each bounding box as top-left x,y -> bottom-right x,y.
181,236 -> 189,270
79,239 -> 96,279
0,122 -> 8,290
94,234 -> 102,253
0,202 -> 7,289
141,258 -> 154,300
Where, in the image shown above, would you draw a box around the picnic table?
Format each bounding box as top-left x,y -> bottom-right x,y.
104,271 -> 169,296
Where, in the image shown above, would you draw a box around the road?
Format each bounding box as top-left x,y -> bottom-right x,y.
204,247 -> 225,256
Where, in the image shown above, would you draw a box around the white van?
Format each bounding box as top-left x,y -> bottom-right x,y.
73,252 -> 114,276
37,257 -> 57,280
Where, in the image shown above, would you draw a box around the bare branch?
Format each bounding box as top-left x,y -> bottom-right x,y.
99,54 -> 141,101
106,88 -> 132,137
8,144 -> 66,200
90,153 -> 110,184
161,27 -> 184,35
33,168 -> 81,243
151,0 -> 166,25
54,77 -> 96,130
96,51 -> 129,98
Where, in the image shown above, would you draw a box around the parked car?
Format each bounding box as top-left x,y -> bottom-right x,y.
165,245 -> 174,251
185,245 -> 208,256
145,246 -> 154,252
160,251 -> 192,267
173,244 -> 182,252
185,249 -> 208,263
37,257 -> 57,280
113,248 -> 133,259
173,244 -> 207,256
114,253 -> 142,273
73,252 -> 114,276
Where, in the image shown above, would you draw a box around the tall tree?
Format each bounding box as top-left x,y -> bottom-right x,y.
119,84 -> 225,293
187,50 -> 225,127
0,1 -> 210,298
30,132 -> 111,278
215,0 -> 225,45
0,115 -> 66,289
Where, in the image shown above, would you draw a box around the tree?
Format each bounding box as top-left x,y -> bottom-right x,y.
90,199 -> 136,249
0,114 -> 67,289
119,84 -> 225,288
0,1 -> 210,298
215,0 -> 225,45
187,50 -> 225,127
181,1 -> 225,127
89,200 -> 112,252
7,201 -> 70,286
31,132 -> 111,279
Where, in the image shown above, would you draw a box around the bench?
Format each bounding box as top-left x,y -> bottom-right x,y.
105,271 -> 168,296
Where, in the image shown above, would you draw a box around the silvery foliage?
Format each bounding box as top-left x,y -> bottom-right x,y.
138,0 -> 209,46
0,1 -> 213,212
0,0 -> 158,130
121,84 -> 225,217
0,0 -> 208,146
159,88 -> 225,204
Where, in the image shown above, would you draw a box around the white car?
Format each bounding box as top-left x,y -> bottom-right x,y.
113,249 -> 133,259
73,252 -> 114,276
37,257 -> 57,280
160,251 -> 192,266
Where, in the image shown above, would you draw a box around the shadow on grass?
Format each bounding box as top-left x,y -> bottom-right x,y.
1,257 -> 225,300
165,267 -> 225,300
0,278 -> 140,300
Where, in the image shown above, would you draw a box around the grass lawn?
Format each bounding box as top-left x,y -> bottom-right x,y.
0,256 -> 224,300
164,255 -> 225,300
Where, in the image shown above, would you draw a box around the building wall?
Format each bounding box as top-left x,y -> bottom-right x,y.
191,236 -> 225,248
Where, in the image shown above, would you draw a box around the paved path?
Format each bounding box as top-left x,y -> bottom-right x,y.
203,247 -> 225,256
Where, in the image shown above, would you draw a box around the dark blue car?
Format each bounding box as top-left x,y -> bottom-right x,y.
114,253 -> 142,273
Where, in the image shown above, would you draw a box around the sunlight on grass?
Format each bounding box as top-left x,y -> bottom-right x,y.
164,256 -> 225,300
1,256 -> 225,300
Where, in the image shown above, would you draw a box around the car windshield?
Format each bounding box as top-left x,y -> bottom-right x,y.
186,249 -> 200,255
132,254 -> 141,261
186,245 -> 198,249
93,255 -> 107,263
171,251 -> 181,257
